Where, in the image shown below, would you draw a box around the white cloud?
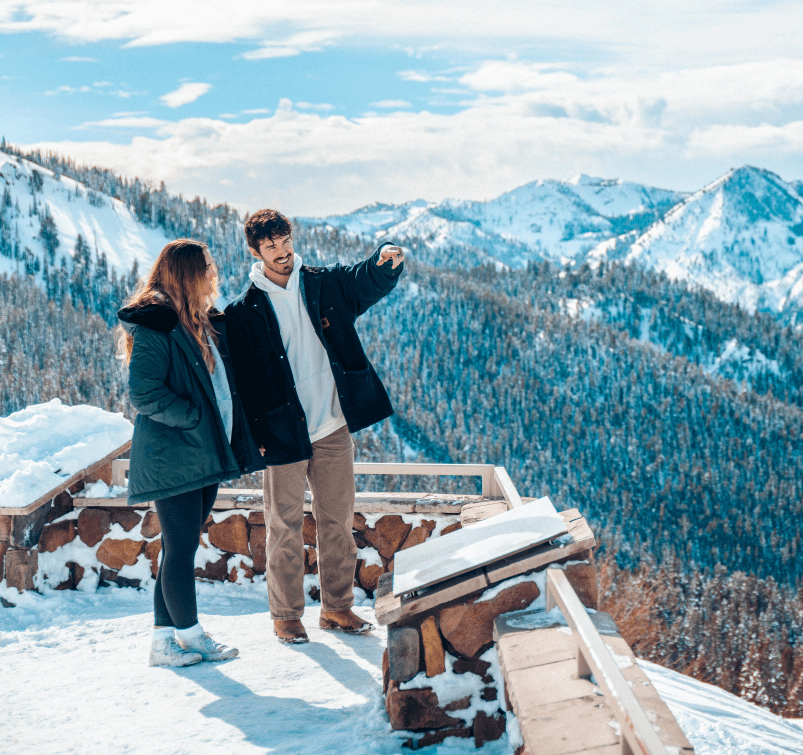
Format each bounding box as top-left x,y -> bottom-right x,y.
242,108 -> 271,115
241,30 -> 339,60
61,56 -> 99,62
371,100 -> 411,109
23,88 -> 798,218
686,121 -> 803,157
77,116 -> 167,129
44,82 -> 146,98
160,82 -> 212,108
296,102 -> 335,112
398,70 -> 451,83
3,1 -> 803,67
16,54 -> 803,216
459,59 -> 803,129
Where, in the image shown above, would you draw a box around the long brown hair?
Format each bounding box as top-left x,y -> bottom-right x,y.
117,239 -> 220,372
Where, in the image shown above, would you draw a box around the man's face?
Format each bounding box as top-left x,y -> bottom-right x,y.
251,234 -> 294,283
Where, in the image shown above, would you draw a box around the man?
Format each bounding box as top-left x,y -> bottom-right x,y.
225,209 -> 404,643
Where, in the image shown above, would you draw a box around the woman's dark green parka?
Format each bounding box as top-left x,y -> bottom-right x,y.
118,304 -> 266,504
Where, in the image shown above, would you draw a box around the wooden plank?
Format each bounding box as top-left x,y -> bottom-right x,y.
602,636 -> 695,752
563,746 -> 622,755
375,568 -> 490,626
496,626 -> 577,673
393,496 -> 566,595
111,458 -> 130,487
493,466 -> 523,508
460,500 -> 509,528
484,516 -> 595,585
495,612 -> 620,666
0,440 -> 132,517
560,507 -> 584,523
517,696 -> 620,755
545,569 -> 671,755
74,498 -> 146,509
354,462 -> 495,495
507,660 -> 598,710
76,489 -> 482,514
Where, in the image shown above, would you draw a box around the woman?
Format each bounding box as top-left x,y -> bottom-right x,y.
117,239 -> 266,667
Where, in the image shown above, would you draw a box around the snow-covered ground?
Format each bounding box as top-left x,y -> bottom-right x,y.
1,580 -> 802,755
0,400 -> 133,509
0,580 -> 512,755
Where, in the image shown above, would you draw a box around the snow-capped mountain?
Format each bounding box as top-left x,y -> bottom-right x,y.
590,166 -> 803,315
311,175 -> 685,267
0,152 -> 169,279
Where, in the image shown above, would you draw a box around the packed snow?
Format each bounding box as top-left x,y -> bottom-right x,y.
0,400 -> 133,509
1,579 -> 802,754
0,580 -> 514,755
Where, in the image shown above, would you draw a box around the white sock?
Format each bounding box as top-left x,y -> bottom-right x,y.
175,622 -> 205,643
152,627 -> 175,642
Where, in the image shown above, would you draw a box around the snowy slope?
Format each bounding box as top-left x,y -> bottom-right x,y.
1,583 -> 801,755
0,152 -> 170,279
311,176 -> 685,267
590,167 -> 803,314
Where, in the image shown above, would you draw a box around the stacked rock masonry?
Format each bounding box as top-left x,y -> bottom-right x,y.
1,466 -> 463,604
379,556 -> 597,750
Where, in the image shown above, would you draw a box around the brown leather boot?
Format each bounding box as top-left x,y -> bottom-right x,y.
273,619 -> 309,644
319,609 -> 374,634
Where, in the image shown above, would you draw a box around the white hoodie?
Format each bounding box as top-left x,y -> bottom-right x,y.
248,255 -> 346,443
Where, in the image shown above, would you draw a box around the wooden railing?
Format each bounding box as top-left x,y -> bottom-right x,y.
108,459 -> 524,509
545,568 -> 671,755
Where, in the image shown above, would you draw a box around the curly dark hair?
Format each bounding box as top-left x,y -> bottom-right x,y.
245,208 -> 293,252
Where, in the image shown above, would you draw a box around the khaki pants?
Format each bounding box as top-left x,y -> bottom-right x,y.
262,425 -> 357,620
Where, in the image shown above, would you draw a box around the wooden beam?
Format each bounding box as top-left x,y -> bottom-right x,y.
493,466 -> 523,509
375,509 -> 593,625
75,489 -> 486,514
545,569 -> 671,755
0,440 -> 132,516
353,462 -> 496,497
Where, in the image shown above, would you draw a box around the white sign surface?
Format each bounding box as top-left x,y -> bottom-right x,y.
393,496 -> 567,596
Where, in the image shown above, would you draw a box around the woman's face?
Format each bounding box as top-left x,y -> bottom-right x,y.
202,249 -> 216,298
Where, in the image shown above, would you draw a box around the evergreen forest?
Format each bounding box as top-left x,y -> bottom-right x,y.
1,144 -> 801,715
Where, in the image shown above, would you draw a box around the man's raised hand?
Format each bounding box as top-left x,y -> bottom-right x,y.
377,245 -> 404,269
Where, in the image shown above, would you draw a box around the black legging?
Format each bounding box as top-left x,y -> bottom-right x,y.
153,484 -> 219,629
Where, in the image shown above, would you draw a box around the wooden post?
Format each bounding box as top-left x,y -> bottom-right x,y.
493,467 -> 523,509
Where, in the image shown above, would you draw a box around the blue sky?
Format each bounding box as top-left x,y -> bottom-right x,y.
2,1 -> 803,216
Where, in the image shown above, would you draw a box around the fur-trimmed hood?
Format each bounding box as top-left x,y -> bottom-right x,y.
117,303 -> 178,334
117,304 -> 225,334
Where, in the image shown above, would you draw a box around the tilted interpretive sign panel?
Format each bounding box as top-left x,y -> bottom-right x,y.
392,496 -> 567,596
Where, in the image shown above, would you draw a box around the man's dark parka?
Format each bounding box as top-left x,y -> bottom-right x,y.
224,244 -> 402,466
118,304 -> 266,504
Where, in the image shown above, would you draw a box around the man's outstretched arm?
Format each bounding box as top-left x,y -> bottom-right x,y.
336,242 -> 405,318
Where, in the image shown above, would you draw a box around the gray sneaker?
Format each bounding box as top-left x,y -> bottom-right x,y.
149,636 -> 203,667
177,632 -> 239,662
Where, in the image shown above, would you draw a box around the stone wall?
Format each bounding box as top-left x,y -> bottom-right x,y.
0,489 -> 74,595
380,557 -> 598,749
1,488 -> 461,602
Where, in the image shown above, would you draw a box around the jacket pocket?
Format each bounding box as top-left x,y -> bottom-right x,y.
262,403 -> 299,451
342,366 -> 377,406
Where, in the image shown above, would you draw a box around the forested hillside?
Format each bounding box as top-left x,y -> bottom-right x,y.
2,143 -> 802,715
